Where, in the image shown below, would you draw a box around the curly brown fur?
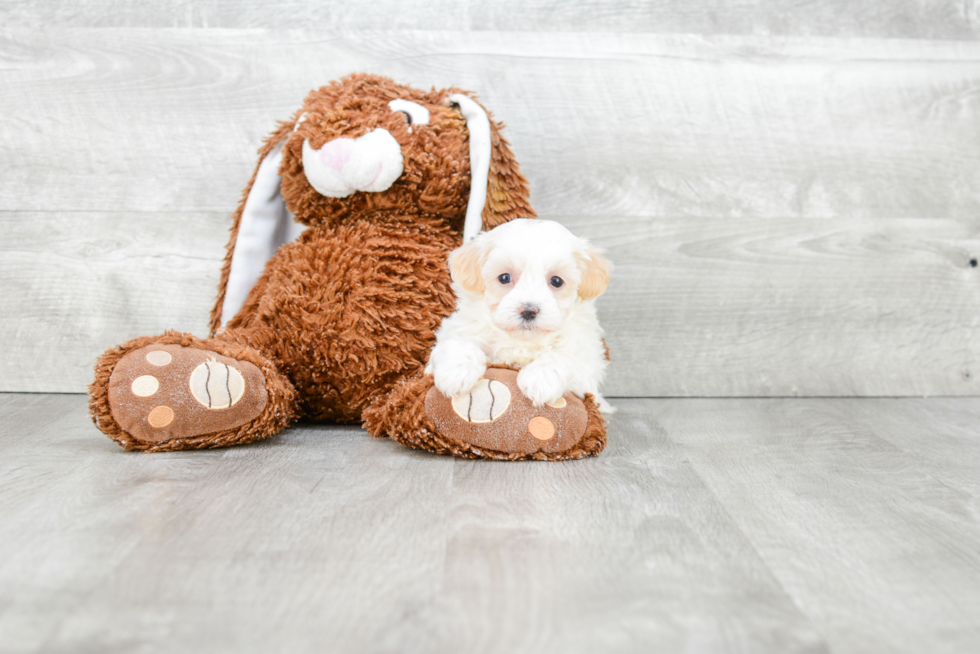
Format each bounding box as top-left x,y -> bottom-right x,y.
211,74 -> 535,334
480,105 -> 536,228
223,216 -> 459,423
280,77 -> 473,230
89,331 -> 298,452
94,73 -> 540,453
363,365 -> 606,461
212,74 -> 535,426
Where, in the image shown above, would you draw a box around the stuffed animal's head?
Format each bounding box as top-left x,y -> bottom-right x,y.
213,74 -> 535,333
276,74 -> 534,238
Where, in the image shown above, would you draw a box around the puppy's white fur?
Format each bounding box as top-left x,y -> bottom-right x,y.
426,219 -> 614,413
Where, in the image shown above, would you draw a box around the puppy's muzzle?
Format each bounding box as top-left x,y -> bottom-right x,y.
519,304 -> 540,322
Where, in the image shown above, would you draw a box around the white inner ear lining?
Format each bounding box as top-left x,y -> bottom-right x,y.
449,94 -> 491,244
219,142 -> 306,329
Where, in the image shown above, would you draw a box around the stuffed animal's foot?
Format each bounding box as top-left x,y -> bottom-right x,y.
364,365 -> 606,460
90,331 -> 297,451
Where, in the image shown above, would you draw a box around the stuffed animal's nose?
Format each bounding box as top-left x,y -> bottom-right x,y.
520,305 -> 539,320
318,138 -> 355,172
301,129 -> 404,198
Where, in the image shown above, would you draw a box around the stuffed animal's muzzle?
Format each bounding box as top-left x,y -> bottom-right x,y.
301,129 -> 404,198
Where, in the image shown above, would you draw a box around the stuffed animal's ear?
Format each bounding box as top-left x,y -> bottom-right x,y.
210,120 -> 305,335
448,237 -> 489,294
482,106 -> 535,230
449,94 -> 535,243
577,247 -> 612,300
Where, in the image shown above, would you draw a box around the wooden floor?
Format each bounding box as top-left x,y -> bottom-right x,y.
1,395 -> 978,653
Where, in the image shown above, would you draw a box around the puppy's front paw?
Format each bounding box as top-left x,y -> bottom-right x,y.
427,340 -> 488,398
517,364 -> 566,407
432,359 -> 486,398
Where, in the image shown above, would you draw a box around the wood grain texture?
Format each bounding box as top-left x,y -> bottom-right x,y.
7,211 -> 979,397
571,214 -> 980,397
655,397 -> 980,654
3,394 -> 980,652
0,394 -> 456,653
2,29 -> 979,395
2,1 -> 978,39
422,418 -> 824,653
0,212 -> 224,393
2,31 -> 979,219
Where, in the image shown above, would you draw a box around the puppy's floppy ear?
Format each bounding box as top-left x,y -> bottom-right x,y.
576,246 -> 612,300
448,236 -> 489,294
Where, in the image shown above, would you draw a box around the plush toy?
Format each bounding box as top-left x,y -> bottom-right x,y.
89,74 -> 607,459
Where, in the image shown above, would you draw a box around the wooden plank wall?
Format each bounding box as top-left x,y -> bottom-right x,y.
2,3 -> 979,396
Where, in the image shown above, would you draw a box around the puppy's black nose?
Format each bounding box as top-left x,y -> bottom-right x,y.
520,304 -> 539,321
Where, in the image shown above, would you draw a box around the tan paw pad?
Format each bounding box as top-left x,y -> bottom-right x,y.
451,378 -> 511,423
145,350 -> 172,366
147,405 -> 175,428
131,375 -> 159,397
528,416 -> 556,440
189,360 -> 246,410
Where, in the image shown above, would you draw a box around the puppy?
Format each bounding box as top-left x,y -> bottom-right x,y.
426,219 -> 614,413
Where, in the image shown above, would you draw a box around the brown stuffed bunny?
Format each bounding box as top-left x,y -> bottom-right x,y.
89,73 -> 606,459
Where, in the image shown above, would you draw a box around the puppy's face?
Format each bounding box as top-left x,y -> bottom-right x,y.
449,219 -> 611,337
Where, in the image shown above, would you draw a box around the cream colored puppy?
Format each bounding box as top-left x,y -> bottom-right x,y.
426,219 -> 614,413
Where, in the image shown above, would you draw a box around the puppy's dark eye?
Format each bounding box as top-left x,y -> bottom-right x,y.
550,276 -> 564,288
399,111 -> 412,126
498,273 -> 512,284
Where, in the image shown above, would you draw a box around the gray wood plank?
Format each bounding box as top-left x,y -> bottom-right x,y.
3,394 -> 980,652
843,398 -> 980,495
423,412 -> 826,653
6,212 -> 978,397
0,211 -> 223,393
1,1 -> 978,39
2,30 -> 978,219
575,214 -> 980,398
0,394 -> 456,653
0,394 -> 826,654
655,397 -> 980,654
3,30 -> 980,396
